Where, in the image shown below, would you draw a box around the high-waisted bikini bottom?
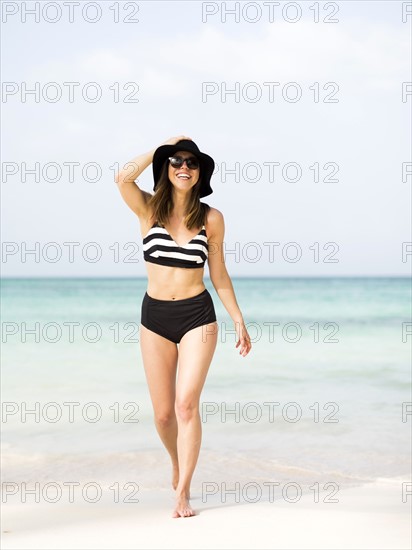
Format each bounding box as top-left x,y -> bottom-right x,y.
141,288 -> 217,344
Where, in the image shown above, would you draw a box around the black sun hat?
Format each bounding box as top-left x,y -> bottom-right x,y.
152,139 -> 215,198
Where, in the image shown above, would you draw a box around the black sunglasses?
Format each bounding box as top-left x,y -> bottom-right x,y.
168,156 -> 199,170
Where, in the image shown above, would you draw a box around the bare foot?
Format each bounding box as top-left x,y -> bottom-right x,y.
172,494 -> 195,518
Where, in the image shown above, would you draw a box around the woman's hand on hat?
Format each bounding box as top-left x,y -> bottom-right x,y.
161,135 -> 192,147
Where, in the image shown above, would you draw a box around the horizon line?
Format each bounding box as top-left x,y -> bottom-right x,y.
1,275 -> 411,280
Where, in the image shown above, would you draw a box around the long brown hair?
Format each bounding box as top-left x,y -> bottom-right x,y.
147,159 -> 210,230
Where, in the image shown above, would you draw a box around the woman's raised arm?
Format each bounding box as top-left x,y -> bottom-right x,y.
115,136 -> 192,217
115,148 -> 156,217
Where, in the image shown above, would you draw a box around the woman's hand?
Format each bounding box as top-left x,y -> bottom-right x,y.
161,135 -> 192,147
235,321 -> 252,357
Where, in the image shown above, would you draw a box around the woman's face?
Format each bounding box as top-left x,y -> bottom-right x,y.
167,150 -> 200,192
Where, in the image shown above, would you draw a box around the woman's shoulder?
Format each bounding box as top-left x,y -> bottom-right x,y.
202,203 -> 224,221
202,203 -> 224,236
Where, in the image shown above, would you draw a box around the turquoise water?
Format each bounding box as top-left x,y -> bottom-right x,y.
1,277 -> 411,487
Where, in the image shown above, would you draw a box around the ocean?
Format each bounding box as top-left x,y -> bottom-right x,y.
1,277 -> 411,496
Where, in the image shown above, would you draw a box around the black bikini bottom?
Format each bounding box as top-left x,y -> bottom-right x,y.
141,288 -> 217,344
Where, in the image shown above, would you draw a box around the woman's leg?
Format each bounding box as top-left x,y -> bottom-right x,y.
140,325 -> 179,488
173,321 -> 218,517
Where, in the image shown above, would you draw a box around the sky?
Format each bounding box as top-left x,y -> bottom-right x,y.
1,0 -> 411,277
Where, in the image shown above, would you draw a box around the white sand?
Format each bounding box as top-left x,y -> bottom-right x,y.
1,478 -> 410,549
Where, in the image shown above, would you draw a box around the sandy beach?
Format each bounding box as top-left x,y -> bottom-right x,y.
2,477 -> 410,550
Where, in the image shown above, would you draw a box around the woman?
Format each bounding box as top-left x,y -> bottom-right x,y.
115,135 -> 252,518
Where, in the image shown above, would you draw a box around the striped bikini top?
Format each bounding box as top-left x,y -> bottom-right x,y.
143,221 -> 208,269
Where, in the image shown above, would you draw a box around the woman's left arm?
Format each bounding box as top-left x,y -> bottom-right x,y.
206,208 -> 252,357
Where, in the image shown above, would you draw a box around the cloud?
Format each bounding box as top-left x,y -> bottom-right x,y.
17,20 -> 408,100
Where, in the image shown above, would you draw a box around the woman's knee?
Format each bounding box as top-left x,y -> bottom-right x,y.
175,398 -> 198,423
154,409 -> 176,429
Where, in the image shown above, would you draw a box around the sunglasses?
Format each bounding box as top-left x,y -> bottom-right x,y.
168,156 -> 200,170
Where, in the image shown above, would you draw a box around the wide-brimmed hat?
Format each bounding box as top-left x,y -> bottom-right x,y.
152,139 -> 215,198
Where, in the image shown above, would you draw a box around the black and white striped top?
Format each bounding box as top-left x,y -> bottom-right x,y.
143,222 -> 208,268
